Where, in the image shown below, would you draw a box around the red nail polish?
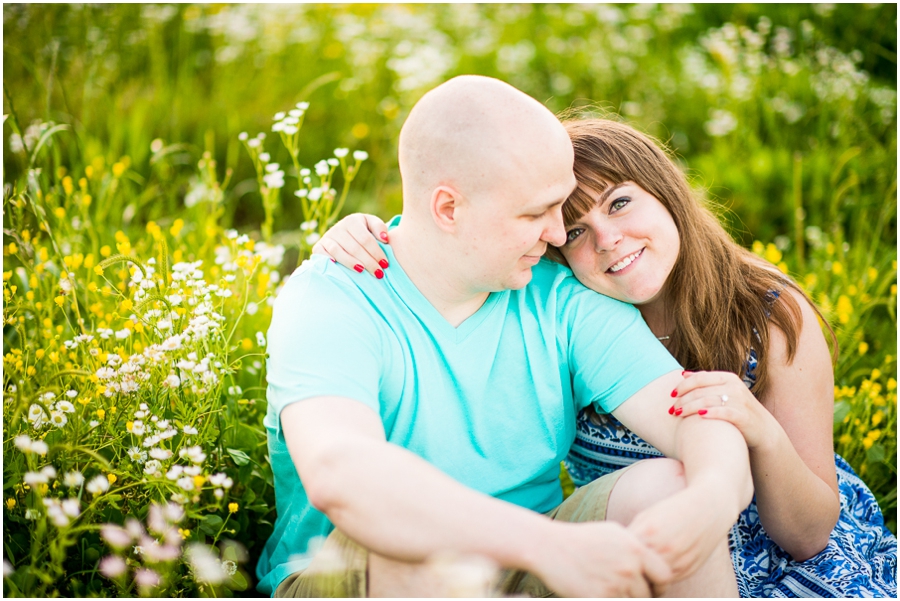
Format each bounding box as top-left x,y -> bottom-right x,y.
330,258 -> 336,263
670,389 -> 677,398
379,232 -> 389,241
675,408 -> 683,416
698,409 -> 707,415
353,264 -> 364,273
374,269 -> 384,279
379,259 -> 389,269
668,405 -> 675,415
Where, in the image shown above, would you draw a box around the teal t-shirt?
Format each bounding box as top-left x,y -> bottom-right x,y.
255,242 -> 680,596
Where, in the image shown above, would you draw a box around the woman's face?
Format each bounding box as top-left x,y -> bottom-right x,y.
559,181 -> 680,308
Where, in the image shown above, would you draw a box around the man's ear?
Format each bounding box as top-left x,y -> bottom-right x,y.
430,185 -> 463,233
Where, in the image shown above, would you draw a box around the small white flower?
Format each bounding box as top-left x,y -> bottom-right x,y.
49,411 -> 68,428
41,465 -> 57,479
131,421 -> 145,436
63,471 -> 84,488
144,460 -> 162,477
238,132 -> 248,141
115,328 -> 131,340
294,188 -> 308,198
28,404 -> 47,427
256,331 -> 267,347
314,160 -> 330,176
272,112 -> 285,121
353,150 -> 368,161
89,420 -> 100,428
127,447 -> 148,463
14,435 -> 32,452
31,440 -> 49,455
282,125 -> 299,136
56,400 -> 75,414
259,152 -> 270,163
214,488 -> 224,499
65,389 -> 78,399
306,233 -> 321,246
61,498 -> 80,518
307,188 -> 323,202
164,374 -> 181,388
177,476 -> 195,491
86,475 -> 110,495
24,471 -> 48,487
246,302 -> 259,315
183,425 -> 198,435
296,101 -> 310,110
149,448 -> 173,461
247,138 -> 261,148
333,148 -> 349,158
327,158 -> 339,167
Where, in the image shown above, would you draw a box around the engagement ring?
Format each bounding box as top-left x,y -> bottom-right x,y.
721,394 -> 729,405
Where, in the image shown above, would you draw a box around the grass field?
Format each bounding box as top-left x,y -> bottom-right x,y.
3,4 -> 896,596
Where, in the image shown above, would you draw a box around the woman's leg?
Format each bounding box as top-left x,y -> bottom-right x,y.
606,458 -> 739,598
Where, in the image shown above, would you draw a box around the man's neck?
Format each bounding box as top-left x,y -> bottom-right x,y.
389,224 -> 489,328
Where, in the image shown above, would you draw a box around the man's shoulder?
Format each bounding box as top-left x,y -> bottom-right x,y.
275,255 -> 377,310
525,259 -> 628,309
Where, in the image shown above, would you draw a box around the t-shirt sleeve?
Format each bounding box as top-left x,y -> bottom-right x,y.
265,264 -> 383,438
560,279 -> 682,414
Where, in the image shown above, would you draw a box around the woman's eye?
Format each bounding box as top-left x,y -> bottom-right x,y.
565,228 -> 584,244
610,197 -> 631,212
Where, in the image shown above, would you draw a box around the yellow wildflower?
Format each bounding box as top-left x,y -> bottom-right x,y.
241,338 -> 253,351
96,409 -> 105,420
49,352 -> 59,363
872,368 -> 882,380
35,349 -> 45,360
7,243 -> 17,255
85,165 -> 94,178
179,528 -> 190,539
26,366 -> 36,376
872,413 -> 883,426
867,267 -> 878,281
193,475 -> 206,489
5,498 -> 15,510
763,243 -> 782,264
82,194 -> 92,208
107,474 -> 117,485
62,176 -> 74,195
858,342 -> 869,356
120,299 -> 133,312
831,262 -> 843,276
887,378 -> 896,391
228,502 -> 238,514
100,245 -> 111,258
751,240 -> 764,255
848,285 -> 858,296
112,162 -> 126,177
170,219 -> 185,237
54,207 -> 66,219
838,433 -> 852,446
863,438 -> 873,450
78,177 -> 88,190
2,271 -> 10,281
54,296 -> 65,307
869,429 -> 882,441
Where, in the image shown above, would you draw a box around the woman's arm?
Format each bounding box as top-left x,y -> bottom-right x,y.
674,288 -> 840,560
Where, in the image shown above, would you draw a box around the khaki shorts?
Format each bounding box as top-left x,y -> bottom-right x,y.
274,465 -> 633,598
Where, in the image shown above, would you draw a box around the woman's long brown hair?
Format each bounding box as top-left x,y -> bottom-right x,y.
547,118 -> 837,397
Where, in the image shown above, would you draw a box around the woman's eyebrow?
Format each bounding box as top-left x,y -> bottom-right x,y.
598,182 -> 628,206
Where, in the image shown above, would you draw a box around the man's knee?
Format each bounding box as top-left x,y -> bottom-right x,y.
607,458 -> 687,526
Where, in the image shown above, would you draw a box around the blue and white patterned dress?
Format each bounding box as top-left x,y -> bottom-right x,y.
566,353 -> 897,597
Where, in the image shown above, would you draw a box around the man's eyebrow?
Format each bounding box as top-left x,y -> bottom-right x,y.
598,182 -> 628,206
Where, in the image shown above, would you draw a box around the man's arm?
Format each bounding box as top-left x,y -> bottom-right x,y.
282,396 -> 673,597
611,370 -> 754,579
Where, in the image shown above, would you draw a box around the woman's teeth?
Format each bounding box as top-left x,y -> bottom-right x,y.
608,248 -> 643,273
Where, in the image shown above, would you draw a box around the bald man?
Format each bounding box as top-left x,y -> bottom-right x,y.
257,76 -> 752,597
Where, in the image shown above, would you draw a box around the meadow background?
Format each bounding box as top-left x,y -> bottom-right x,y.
3,3 -> 896,596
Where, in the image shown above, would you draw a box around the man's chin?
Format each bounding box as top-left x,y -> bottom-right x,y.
501,268 -> 534,291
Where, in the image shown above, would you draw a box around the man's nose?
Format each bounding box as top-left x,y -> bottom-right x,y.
543,206 -> 568,247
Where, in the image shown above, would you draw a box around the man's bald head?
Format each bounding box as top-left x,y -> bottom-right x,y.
398,76 -> 573,211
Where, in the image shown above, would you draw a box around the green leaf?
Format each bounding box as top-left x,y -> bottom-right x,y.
832,401 -> 850,425
199,514 -> 224,536
867,443 -> 885,463
226,448 -> 251,466
28,123 -> 70,168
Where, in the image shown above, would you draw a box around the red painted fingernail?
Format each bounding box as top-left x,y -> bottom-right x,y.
353,264 -> 364,273
698,409 -> 707,415
330,258 -> 336,263
379,259 -> 389,269
668,405 -> 675,415
670,389 -> 678,398
379,232 -> 388,241
674,408 -> 683,416
374,268 -> 384,279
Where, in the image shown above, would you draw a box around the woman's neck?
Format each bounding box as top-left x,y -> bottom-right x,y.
637,295 -> 674,341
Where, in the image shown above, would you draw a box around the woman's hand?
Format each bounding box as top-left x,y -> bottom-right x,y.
311,213 -> 391,278
670,371 -> 779,450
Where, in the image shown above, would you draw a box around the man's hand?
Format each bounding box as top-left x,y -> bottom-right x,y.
533,520 -> 673,597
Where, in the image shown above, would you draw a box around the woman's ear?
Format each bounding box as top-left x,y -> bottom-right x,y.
430,185 -> 463,232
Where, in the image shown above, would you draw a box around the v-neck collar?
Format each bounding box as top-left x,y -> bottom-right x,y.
380,225 -> 503,344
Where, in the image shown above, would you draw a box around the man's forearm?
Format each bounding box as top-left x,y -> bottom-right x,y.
674,414 -> 753,521
308,435 -> 550,570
